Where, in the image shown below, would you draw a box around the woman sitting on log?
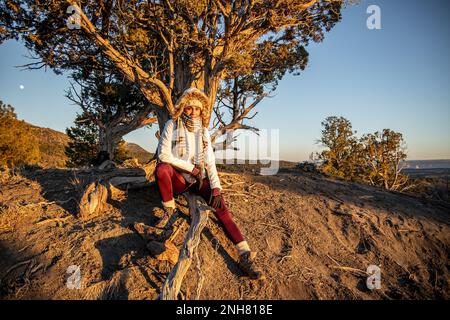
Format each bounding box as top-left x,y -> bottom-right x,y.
155,87 -> 264,280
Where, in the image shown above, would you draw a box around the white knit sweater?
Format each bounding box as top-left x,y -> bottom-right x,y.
157,119 -> 222,190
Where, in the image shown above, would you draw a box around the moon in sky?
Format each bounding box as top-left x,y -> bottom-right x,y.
19,85 -> 25,90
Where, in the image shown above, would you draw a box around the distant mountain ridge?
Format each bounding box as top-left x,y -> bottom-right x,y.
28,124 -> 69,168
402,159 -> 450,169
123,142 -> 154,164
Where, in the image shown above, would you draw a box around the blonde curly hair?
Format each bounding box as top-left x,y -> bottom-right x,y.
172,87 -> 210,127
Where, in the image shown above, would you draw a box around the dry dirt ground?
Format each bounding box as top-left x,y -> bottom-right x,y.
0,165 -> 449,300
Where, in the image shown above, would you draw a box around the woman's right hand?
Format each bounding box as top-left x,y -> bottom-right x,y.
191,165 -> 203,190
209,188 -> 222,209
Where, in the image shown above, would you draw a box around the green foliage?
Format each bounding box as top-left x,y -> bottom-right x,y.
0,100 -> 40,168
360,129 -> 408,190
317,116 -> 357,179
317,117 -> 408,191
67,69 -> 151,131
65,114 -> 98,167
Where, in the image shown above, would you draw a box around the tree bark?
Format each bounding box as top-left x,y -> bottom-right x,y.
98,126 -> 120,158
155,107 -> 171,134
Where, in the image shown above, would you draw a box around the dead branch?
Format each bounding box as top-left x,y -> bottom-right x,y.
329,265 -> 368,276
159,194 -> 211,300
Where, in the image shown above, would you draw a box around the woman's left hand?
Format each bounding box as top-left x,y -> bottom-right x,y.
209,188 -> 222,209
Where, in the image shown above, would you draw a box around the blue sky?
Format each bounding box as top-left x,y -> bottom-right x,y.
0,0 -> 449,161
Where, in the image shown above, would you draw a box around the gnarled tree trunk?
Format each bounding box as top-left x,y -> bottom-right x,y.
98,126 -> 120,160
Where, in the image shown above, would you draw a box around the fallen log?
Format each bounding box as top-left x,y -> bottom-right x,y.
76,159 -> 157,219
159,193 -> 211,300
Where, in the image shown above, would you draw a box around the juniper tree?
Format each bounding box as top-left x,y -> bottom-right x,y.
317,116 -> 357,179
318,117 -> 408,191
1,0 -> 346,144
360,129 -> 408,191
65,112 -> 131,167
66,69 -> 156,159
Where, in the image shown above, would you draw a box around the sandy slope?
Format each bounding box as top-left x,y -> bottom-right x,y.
0,166 -> 449,300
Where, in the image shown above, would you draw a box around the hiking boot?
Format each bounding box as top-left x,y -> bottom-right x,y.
238,251 -> 265,280
154,206 -> 175,229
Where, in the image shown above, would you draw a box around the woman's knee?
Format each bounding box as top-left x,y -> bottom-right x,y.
156,162 -> 172,179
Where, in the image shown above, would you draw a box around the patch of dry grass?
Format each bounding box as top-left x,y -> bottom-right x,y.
1,168 -> 25,184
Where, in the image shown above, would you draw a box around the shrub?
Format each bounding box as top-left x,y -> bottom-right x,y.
0,101 -> 40,168
317,117 -> 408,191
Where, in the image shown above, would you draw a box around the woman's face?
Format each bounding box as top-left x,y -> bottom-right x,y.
184,105 -> 202,118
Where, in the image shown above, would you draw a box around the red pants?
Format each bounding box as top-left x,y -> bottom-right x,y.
155,162 -> 244,244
